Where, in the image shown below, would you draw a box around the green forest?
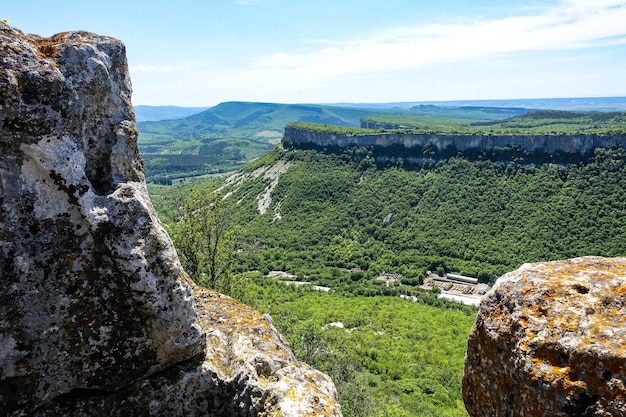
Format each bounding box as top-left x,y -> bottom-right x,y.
150,134 -> 626,415
144,107 -> 626,416
360,109 -> 626,134
235,279 -> 475,417
154,145 -> 626,286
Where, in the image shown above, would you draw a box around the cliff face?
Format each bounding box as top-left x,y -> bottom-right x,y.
463,256 -> 626,417
0,23 -> 340,416
283,126 -> 626,159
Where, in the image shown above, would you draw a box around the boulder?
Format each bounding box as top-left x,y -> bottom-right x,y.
0,22 -> 206,413
0,22 -> 340,416
31,289 -> 341,417
463,256 -> 626,417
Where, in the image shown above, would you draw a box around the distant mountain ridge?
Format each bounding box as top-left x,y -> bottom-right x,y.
137,101 -> 389,138
330,96 -> 626,111
137,101 -> 531,145
134,105 -> 210,122
136,99 -> 626,182
136,97 -> 626,121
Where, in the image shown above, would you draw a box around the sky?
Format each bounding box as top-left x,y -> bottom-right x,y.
4,0 -> 626,106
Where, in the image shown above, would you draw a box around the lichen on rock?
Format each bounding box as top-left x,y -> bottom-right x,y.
463,256 -> 626,417
0,22 -> 206,414
0,22 -> 340,416
30,289 -> 341,417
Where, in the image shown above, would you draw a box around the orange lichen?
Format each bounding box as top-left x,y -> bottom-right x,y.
28,32 -> 66,59
465,257 -> 626,416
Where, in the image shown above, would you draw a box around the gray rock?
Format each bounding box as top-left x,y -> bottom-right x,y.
0,22 -> 340,416
32,289 -> 341,417
284,125 -> 626,157
0,23 -> 206,414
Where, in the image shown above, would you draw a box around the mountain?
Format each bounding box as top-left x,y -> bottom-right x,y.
151,132 -> 626,416
331,96 -> 626,111
134,105 -> 210,122
137,101 -> 390,183
136,99 -> 626,184
136,102 -> 530,183
137,101 -> 390,141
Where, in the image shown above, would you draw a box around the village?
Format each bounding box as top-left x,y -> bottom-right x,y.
419,271 -> 492,306
376,271 -> 492,306
267,269 -> 491,306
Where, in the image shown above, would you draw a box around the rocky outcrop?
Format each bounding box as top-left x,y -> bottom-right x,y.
0,22 -> 340,416
283,125 -> 626,160
463,256 -> 626,417
30,288 -> 341,417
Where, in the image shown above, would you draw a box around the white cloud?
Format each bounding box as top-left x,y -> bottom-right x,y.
131,0 -> 626,105
235,0 -> 626,84
235,0 -> 260,5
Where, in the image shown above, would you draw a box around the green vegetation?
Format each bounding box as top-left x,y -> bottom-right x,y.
470,110 -> 626,134
235,279 -> 474,417
362,104 -> 527,124
168,189 -> 239,292
147,106 -> 626,416
286,122 -> 379,135
141,136 -> 272,184
154,138 -> 626,288
193,146 -> 625,287
137,102 -> 531,183
362,110 -> 626,135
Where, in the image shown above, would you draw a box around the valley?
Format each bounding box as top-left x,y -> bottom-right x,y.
145,99 -> 626,417
5,2 -> 626,412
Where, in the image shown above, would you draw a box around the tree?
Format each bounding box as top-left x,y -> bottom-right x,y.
170,189 -> 238,291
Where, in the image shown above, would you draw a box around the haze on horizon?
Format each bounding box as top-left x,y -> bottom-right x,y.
5,0 -> 626,107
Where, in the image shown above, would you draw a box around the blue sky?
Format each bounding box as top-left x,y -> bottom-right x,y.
4,0 -> 626,106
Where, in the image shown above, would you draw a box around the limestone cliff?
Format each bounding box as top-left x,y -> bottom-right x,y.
0,23 -> 340,416
463,256 -> 626,417
283,125 -> 626,163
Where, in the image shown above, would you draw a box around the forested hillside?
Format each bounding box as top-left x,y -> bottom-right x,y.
148,106 -> 626,416
151,142 -> 626,416
164,145 -> 626,285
